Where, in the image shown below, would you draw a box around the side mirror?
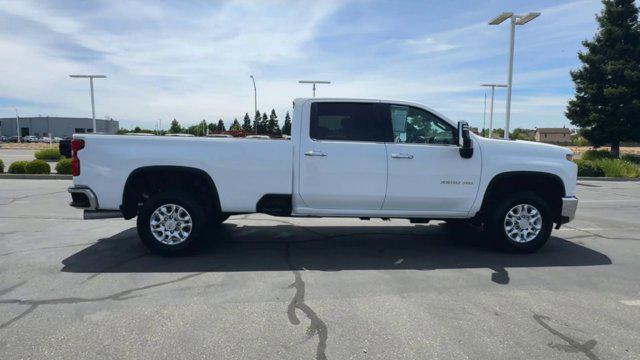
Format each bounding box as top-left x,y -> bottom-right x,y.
457,121 -> 473,159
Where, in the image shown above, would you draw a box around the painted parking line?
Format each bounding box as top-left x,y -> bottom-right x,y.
620,300 -> 640,306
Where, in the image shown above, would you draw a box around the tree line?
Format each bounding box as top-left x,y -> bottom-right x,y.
118,109 -> 293,137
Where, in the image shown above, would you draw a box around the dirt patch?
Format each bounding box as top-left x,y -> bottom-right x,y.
567,146 -> 640,156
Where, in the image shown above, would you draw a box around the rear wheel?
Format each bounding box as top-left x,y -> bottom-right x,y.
487,191 -> 552,253
137,192 -> 206,256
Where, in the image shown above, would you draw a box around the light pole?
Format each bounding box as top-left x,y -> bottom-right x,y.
250,75 -> 257,134
69,74 -> 107,133
13,107 -> 20,142
481,84 -> 507,138
482,91 -> 487,135
489,12 -> 540,139
299,80 -> 331,97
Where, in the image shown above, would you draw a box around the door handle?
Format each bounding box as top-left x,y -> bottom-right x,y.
391,153 -> 414,159
305,150 -> 327,157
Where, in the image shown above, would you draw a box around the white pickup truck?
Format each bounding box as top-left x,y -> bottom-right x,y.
68,98 -> 578,255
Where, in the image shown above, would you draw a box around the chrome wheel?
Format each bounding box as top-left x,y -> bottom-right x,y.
504,204 -> 542,243
149,204 -> 193,245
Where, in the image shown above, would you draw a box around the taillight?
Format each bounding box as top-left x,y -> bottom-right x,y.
71,139 -> 85,176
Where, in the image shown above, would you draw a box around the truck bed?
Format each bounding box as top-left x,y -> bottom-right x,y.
74,135 -> 293,212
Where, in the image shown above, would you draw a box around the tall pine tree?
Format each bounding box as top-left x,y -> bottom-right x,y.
207,122 -> 216,134
169,119 -> 182,133
566,0 -> 640,157
217,119 -> 226,132
242,113 -> 253,132
259,113 -> 269,135
267,109 -> 281,136
230,118 -> 242,131
282,111 -> 292,136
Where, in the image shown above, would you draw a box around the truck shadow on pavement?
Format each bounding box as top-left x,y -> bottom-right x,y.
61,220 -> 612,285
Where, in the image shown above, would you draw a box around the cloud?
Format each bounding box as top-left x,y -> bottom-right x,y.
406,37 -> 456,54
0,0 -> 603,131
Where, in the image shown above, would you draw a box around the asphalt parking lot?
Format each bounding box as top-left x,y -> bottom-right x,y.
1,179 -> 639,359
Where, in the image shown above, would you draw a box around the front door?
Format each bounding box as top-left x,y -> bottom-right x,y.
298,102 -> 388,210
382,104 -> 481,213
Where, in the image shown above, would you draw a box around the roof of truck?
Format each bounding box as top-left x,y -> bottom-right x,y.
293,98 -> 455,127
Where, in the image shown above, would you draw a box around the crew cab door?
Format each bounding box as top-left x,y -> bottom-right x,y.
382,104 -> 481,213
297,101 -> 388,210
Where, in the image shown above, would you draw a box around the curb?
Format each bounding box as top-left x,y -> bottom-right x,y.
0,174 -> 72,180
578,177 -> 640,181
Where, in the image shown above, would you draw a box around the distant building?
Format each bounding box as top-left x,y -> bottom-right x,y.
0,117 -> 119,138
534,127 -> 572,145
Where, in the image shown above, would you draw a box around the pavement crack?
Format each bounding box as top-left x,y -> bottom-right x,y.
85,253 -> 150,281
0,242 -> 97,258
0,273 -> 203,330
533,314 -> 600,360
564,226 -> 640,241
0,281 -> 26,297
0,190 -> 66,206
285,243 -> 328,360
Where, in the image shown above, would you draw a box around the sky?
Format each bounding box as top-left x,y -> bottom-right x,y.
0,0 -> 604,131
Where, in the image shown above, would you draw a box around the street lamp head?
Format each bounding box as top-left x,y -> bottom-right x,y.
516,12 -> 541,25
299,80 -> 331,84
481,84 -> 508,88
489,12 -> 513,25
69,75 -> 107,78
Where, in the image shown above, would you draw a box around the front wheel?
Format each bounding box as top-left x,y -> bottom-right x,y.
487,191 -> 553,253
137,192 -> 207,256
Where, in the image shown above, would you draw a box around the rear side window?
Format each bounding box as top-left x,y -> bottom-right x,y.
310,102 -> 386,142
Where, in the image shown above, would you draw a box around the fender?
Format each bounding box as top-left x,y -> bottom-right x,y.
120,165 -> 221,219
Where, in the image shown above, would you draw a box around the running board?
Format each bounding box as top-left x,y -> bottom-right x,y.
84,210 -> 123,220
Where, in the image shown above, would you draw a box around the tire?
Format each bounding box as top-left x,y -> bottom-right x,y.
137,192 -> 207,256
487,191 -> 553,253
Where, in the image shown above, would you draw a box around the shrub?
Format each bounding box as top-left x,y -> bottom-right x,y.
581,149 -> 616,161
25,159 -> 51,174
0,159 -> 3,173
571,134 -> 590,146
34,148 -> 62,160
55,158 -> 73,175
593,158 -> 640,178
621,154 -> 640,165
8,161 -> 29,174
575,160 -> 605,177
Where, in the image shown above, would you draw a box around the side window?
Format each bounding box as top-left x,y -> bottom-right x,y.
390,105 -> 455,145
310,102 -> 384,142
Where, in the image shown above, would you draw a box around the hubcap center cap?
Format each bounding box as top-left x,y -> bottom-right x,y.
165,220 -> 177,231
518,219 -> 529,229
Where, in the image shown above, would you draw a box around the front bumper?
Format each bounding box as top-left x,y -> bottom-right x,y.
560,196 -> 578,224
68,186 -> 98,210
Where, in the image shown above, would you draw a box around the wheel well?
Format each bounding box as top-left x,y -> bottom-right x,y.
121,166 -> 221,219
479,172 -> 565,223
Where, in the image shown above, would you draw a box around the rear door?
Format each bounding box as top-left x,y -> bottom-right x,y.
297,101 -> 388,210
382,104 -> 481,213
